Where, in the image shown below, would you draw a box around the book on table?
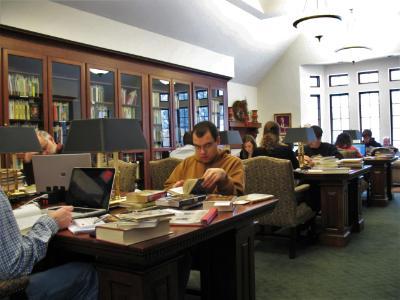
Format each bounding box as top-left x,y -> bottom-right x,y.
202,194 -> 236,211
115,209 -> 175,221
95,218 -> 171,245
168,178 -> 207,195
13,203 -> 44,234
125,190 -> 167,203
155,194 -> 206,209
233,193 -> 274,204
68,216 -> 105,234
164,208 -> 217,226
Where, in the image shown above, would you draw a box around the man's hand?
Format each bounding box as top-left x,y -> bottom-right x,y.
202,168 -> 227,190
48,206 -> 73,230
172,180 -> 184,188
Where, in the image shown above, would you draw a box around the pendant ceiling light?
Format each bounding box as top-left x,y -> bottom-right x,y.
335,9 -> 372,63
293,0 -> 342,41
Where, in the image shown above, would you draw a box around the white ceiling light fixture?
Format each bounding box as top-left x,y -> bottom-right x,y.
293,0 -> 342,41
89,68 -> 109,75
335,9 -> 372,63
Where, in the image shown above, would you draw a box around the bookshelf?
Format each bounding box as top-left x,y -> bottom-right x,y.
173,81 -> 191,146
88,67 -> 116,119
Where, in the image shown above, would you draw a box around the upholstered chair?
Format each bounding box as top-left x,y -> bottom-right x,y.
0,276 -> 29,299
149,157 -> 182,190
107,160 -> 137,192
243,156 -> 316,258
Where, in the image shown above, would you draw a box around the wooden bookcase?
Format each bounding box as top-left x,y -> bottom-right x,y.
0,26 -> 229,188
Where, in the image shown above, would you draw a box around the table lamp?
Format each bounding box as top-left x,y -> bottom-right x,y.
63,119 -> 147,200
284,128 -> 316,169
0,127 -> 41,196
343,130 -> 362,142
219,130 -> 243,152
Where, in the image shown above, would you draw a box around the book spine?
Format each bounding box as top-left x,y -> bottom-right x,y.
201,208 -> 218,225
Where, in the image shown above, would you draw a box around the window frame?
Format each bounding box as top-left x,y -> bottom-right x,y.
359,91 -> 380,140
309,75 -> 320,88
329,73 -> 349,87
390,89 -> 400,148
330,93 -> 350,142
358,70 -> 379,84
389,68 -> 400,81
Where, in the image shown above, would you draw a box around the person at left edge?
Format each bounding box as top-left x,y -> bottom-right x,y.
23,130 -> 63,185
0,189 -> 98,299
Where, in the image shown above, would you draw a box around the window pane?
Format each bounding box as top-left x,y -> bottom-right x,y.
329,74 -> 349,86
303,95 -> 320,126
360,91 -> 380,141
390,68 -> 400,81
358,71 -> 379,84
330,94 -> 349,142
309,76 -> 320,87
391,90 -> 400,149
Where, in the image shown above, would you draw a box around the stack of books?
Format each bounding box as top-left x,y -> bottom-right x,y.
202,194 -> 236,212
313,156 -> 339,169
155,194 -> 206,209
338,158 -> 364,169
121,190 -> 167,210
0,169 -> 25,191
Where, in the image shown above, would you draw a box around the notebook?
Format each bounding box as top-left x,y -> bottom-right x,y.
32,153 -> 91,193
49,167 -> 115,219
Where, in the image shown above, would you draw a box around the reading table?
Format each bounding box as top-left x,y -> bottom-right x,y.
49,199 -> 277,300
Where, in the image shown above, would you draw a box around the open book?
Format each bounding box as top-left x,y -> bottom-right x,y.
168,178 -> 207,195
13,203 -> 44,234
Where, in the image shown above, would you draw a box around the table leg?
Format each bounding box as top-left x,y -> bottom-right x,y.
348,177 -> 364,233
369,163 -> 389,206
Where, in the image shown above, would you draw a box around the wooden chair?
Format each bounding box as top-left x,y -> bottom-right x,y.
149,158 -> 182,190
0,276 -> 29,299
243,156 -> 316,258
107,160 -> 137,192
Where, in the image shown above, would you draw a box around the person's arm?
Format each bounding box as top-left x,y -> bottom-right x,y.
330,145 -> 344,159
215,159 -> 244,195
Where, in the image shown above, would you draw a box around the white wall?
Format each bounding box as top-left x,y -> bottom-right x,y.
227,82 -> 258,110
0,0 -> 234,78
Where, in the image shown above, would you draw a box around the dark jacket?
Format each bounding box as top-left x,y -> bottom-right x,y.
303,142 -> 343,159
364,138 -> 382,148
254,145 -> 300,169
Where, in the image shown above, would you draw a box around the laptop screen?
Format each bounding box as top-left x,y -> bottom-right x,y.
353,143 -> 366,156
66,168 -> 115,209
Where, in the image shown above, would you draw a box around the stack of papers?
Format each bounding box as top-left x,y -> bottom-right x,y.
68,217 -> 105,234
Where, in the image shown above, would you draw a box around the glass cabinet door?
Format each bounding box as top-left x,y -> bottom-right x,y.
51,62 -> 82,144
151,78 -> 171,152
194,85 -> 209,124
211,88 -> 225,131
120,73 -> 142,124
89,68 -> 115,119
7,54 -> 44,129
174,82 -> 191,146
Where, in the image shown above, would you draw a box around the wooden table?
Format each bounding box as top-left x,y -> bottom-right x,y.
294,167 -> 370,247
364,157 -> 397,206
50,199 -> 277,300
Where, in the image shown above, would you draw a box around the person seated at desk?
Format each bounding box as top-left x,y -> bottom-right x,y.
0,189 -> 98,299
303,125 -> 343,160
170,131 -> 195,159
362,129 -> 382,148
335,132 -> 363,158
240,134 -> 257,159
164,121 -> 244,195
23,130 -> 63,185
254,121 -> 299,169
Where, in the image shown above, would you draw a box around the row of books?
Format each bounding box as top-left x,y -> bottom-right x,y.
121,89 -> 138,106
122,106 -> 137,119
53,123 -> 69,144
90,85 -> 105,103
8,73 -> 40,97
53,101 -> 70,121
90,106 -> 111,119
8,100 -> 40,120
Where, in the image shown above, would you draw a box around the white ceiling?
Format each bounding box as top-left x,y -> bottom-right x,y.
55,0 -> 400,86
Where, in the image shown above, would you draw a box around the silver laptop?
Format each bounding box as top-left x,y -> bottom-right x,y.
65,167 -> 115,219
32,154 -> 91,193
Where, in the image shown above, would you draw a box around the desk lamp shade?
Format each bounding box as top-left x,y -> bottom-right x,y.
343,130 -> 362,140
284,128 -> 316,169
0,127 -> 41,153
219,130 -> 243,145
63,119 -> 148,153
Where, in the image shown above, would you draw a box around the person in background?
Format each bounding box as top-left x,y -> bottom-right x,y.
254,121 -> 299,169
335,132 -> 363,158
0,189 -> 98,299
239,135 -> 257,159
303,125 -> 343,160
170,131 -> 195,160
362,129 -> 382,148
164,121 -> 244,195
23,130 -> 63,185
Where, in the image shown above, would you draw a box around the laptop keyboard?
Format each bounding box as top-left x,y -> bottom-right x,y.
73,207 -> 97,213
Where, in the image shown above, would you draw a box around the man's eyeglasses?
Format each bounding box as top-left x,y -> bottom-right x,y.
194,142 -> 215,152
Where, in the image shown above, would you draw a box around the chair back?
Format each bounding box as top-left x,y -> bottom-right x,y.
149,157 -> 182,190
0,276 -> 29,298
243,156 -> 297,226
107,160 -> 137,192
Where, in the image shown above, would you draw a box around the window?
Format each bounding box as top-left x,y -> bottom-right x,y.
177,92 -> 188,101
358,71 -> 379,84
389,68 -> 400,81
177,107 -> 190,144
309,75 -> 320,87
329,74 -> 349,87
161,109 -> 170,147
359,91 -> 380,142
390,89 -> 400,149
198,106 -> 209,121
330,93 -> 349,142
303,94 -> 321,126
160,93 -> 169,102
196,90 -> 208,100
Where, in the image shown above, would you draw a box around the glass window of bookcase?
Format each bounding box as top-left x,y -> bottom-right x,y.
89,68 -> 115,119
174,82 -> 191,146
51,62 -> 81,144
194,86 -> 209,124
211,88 -> 225,130
8,54 -> 44,129
152,79 -> 171,148
120,73 -> 142,124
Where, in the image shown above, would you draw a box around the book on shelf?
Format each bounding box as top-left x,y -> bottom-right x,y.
127,90 -> 138,105
95,218 -> 170,245
8,73 -> 40,97
30,102 -> 40,120
13,203 -> 44,234
125,190 -> 167,204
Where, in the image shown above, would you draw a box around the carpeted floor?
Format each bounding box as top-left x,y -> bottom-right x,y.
187,191 -> 400,300
254,192 -> 400,300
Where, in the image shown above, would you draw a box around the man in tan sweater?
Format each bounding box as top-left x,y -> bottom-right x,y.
165,121 -> 244,195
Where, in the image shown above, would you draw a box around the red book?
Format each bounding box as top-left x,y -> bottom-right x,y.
201,208 -> 218,225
